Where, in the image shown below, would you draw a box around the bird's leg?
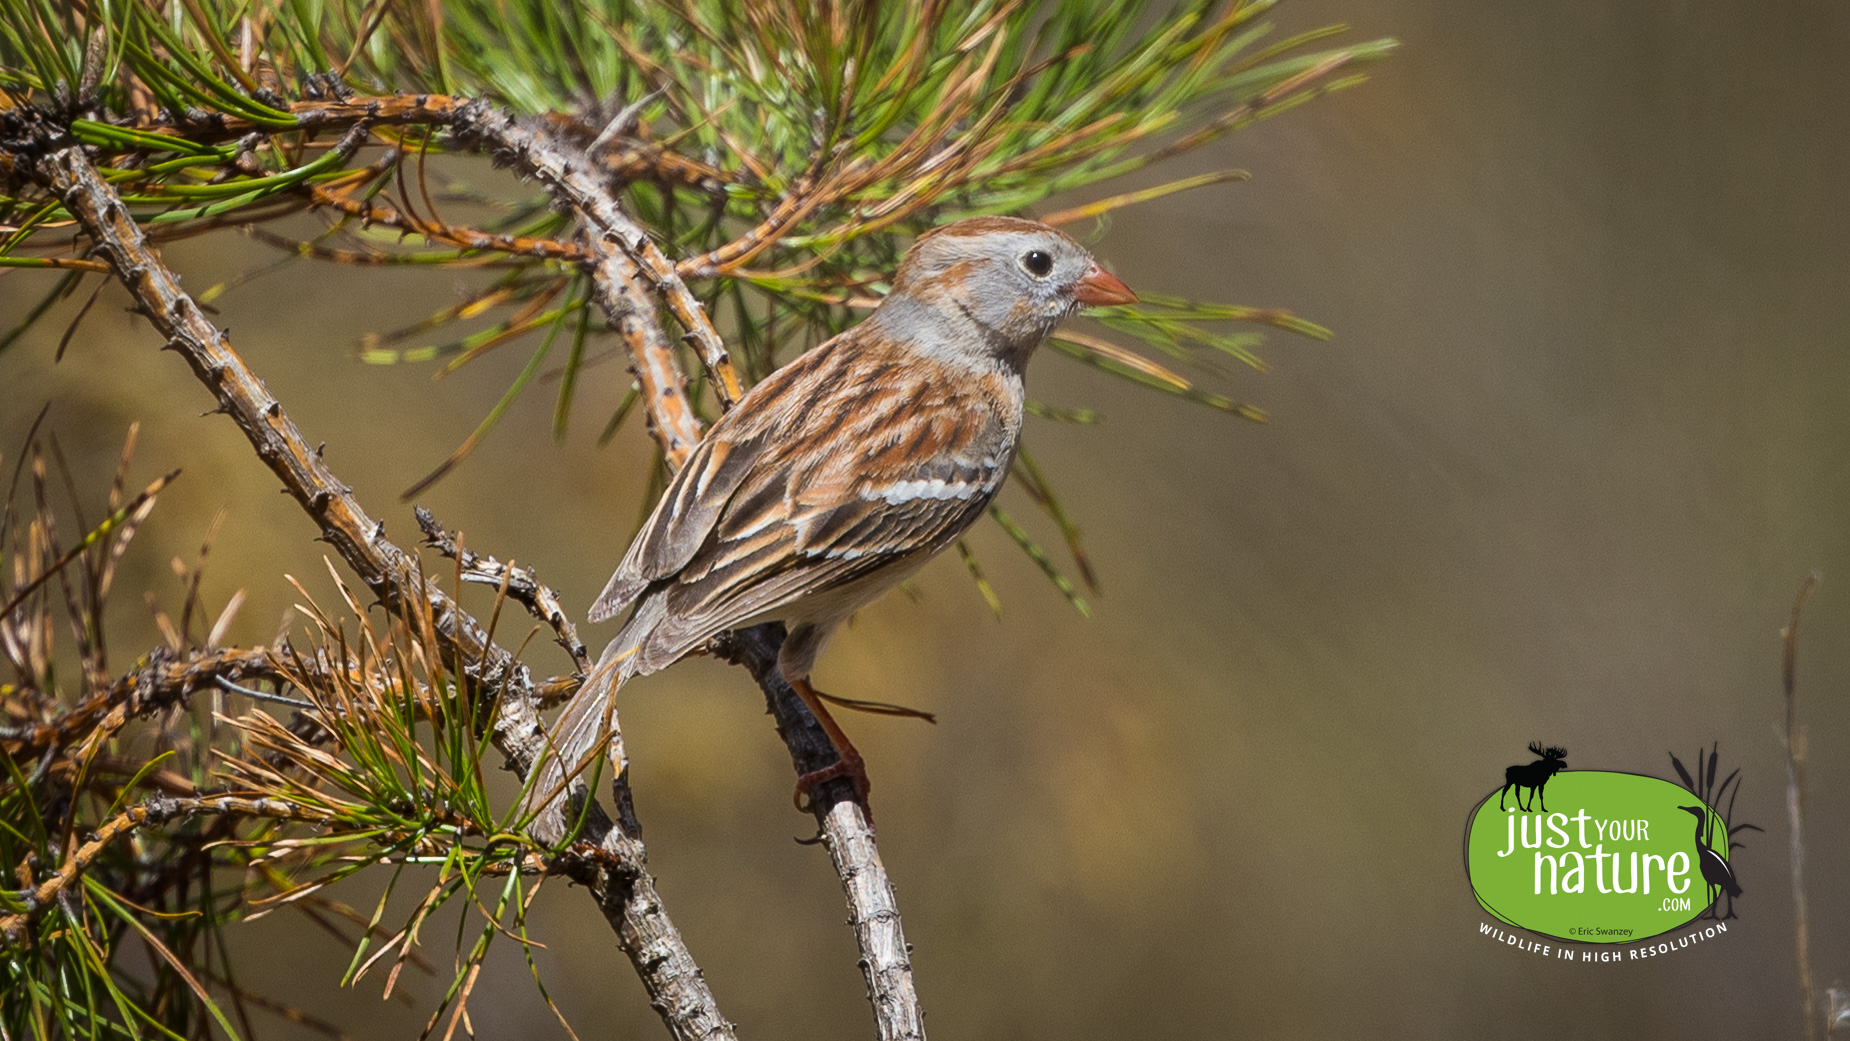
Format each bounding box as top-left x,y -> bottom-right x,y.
790,675 -> 873,820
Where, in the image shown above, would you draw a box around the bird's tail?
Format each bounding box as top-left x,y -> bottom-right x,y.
519,598 -> 663,844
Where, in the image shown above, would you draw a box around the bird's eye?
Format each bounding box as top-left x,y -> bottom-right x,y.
1021,250 -> 1054,278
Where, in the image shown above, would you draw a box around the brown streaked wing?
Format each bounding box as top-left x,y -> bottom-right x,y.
814,491 -> 987,557
634,551 -> 897,672
586,344 -> 833,622
625,364 -> 1014,664
629,462 -> 1006,669
590,434 -> 757,621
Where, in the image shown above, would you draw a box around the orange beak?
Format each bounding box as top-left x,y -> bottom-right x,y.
1073,262 -> 1138,307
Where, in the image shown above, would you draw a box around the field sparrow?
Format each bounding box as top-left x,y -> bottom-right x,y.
527,216 -> 1135,833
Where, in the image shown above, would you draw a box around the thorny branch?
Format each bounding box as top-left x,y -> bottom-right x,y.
447,102 -> 721,463
415,506 -> 591,675
27,139 -> 737,1041
715,627 -> 925,1041
306,173 -> 592,265
1,645 -> 288,762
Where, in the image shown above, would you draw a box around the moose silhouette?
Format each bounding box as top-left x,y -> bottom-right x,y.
1499,743 -> 1568,812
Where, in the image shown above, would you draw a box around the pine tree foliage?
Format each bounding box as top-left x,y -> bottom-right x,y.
0,3 -> 1392,1037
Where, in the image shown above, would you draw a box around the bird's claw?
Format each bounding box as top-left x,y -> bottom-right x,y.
793,753 -> 873,828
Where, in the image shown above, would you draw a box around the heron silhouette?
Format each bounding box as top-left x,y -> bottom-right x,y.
1678,804 -> 1741,919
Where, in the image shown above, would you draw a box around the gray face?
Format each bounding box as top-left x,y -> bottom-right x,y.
946,228 -> 1096,343
883,216 -> 1100,368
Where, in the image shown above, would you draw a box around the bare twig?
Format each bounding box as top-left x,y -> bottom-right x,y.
1,794 -> 337,944
29,141 -> 735,1041
674,175 -> 823,279
583,228 -> 707,466
1783,573 -> 1821,1041
306,178 -> 591,264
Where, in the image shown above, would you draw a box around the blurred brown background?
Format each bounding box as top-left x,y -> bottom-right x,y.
5,1 -> 1848,1036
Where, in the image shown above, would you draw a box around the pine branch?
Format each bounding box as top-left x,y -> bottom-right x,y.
24,140 -> 736,1041
448,102 -> 719,462
0,5 -> 1403,1036
0,793 -> 625,946
305,174 -> 592,264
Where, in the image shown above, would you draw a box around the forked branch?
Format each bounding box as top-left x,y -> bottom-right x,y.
1,645 -> 283,762
415,506 -> 591,675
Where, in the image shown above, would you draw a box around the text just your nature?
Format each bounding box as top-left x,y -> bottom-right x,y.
1497,808 -> 1693,897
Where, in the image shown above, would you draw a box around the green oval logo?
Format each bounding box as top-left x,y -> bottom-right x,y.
1465,771 -> 1733,943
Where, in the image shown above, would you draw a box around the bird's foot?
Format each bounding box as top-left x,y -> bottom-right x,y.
794,750 -> 873,827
